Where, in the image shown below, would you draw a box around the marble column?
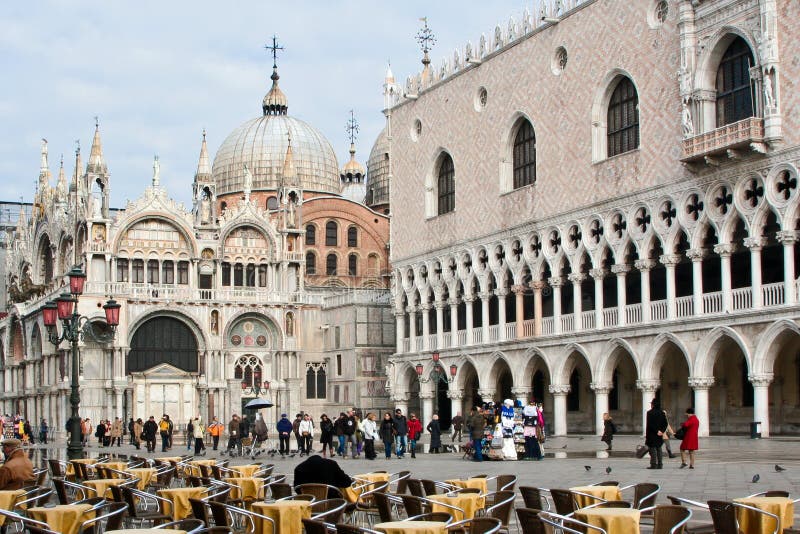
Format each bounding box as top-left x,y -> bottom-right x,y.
394,309 -> 405,354
464,296 -> 475,344
407,306 -> 418,352
686,249 -> 705,316
513,285 -> 525,339
477,388 -> 496,405
549,384 -> 571,436
420,391 -> 435,427
549,277 -> 563,334
777,231 -> 797,305
688,377 -> 714,437
591,382 -> 613,436
611,264 -> 630,326
447,391 -> 464,421
496,289 -> 508,341
392,394 -> 409,416
448,298 -> 460,348
636,380 -> 660,437
744,236 -> 766,309
590,269 -> 606,329
434,301 -> 445,351
660,254 -> 681,319
714,244 -> 734,312
420,303 -> 431,351
635,259 -> 655,323
479,291 -> 492,343
568,273 -> 585,330
511,387 -> 533,407
750,374 -> 773,437
532,282 -> 544,336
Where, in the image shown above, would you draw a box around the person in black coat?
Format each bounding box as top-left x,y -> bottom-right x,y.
142,416 -> 158,453
645,399 -> 668,469
426,415 -> 442,453
293,454 -> 353,497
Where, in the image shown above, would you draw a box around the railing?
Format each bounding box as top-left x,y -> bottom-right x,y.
84,281 -> 325,305
413,337 -> 423,352
731,287 -> 752,311
472,328 -> 483,345
541,317 -> 554,335
427,334 -> 438,351
625,304 -> 642,325
522,319 -> 536,337
561,314 -> 574,333
681,117 -> 764,162
402,339 -> 410,353
651,300 -> 668,321
675,296 -> 694,318
762,282 -> 785,307
581,310 -> 596,330
603,308 -> 618,327
703,292 -> 722,314
487,324 -> 502,343
456,330 -> 467,346
505,323 -> 517,340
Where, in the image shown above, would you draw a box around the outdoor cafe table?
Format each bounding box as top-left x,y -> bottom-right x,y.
157,486 -> 207,520
353,472 -> 391,484
445,477 -> 489,494
126,467 -> 157,490
427,492 -> 485,521
734,496 -> 795,534
107,531 -> 186,534
28,503 -> 95,534
84,478 -> 128,498
570,485 -> 623,508
251,500 -> 311,534
0,490 -> 23,526
229,464 -> 261,478
574,507 -> 641,534
341,479 -> 382,504
187,458 -> 217,476
155,456 -> 183,464
225,476 -> 266,502
375,521 -> 448,534
102,461 -> 129,473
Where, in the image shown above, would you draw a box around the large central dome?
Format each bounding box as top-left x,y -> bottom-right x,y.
211,67 -> 340,196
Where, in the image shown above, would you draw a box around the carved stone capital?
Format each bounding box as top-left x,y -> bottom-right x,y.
776,231 -> 798,245
567,273 -> 586,284
447,298 -> 460,307
478,291 -> 494,301
549,383 -> 571,395
462,295 -> 476,303
611,264 -> 630,275
659,254 -> 682,266
548,277 -> 564,288
744,236 -> 767,250
405,306 -> 417,314
494,289 -> 509,299
713,243 -> 735,257
393,309 -> 405,318
418,391 -> 435,400
636,379 -> 660,392
418,303 -> 432,312
531,281 -> 546,291
434,301 -> 447,310
511,387 -> 532,398
685,248 -> 706,262
447,390 -> 464,400
748,373 -> 774,387
687,376 -> 715,390
634,259 -> 657,272
589,268 -> 608,280
512,284 -> 528,295
590,382 -> 614,394
391,393 -> 410,403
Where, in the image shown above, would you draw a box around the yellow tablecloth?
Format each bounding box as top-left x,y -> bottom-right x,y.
252,500 -> 311,534
354,472 -> 391,484
427,492 -> 485,521
225,477 -> 266,502
71,458 -> 97,464
28,503 -> 95,534
570,485 -> 623,508
155,456 -> 182,464
102,461 -> 129,473
107,530 -> 186,534
230,464 -> 262,478
187,458 -> 217,476
341,480 -> 381,503
574,507 -> 641,534
734,497 -> 794,534
0,490 -> 24,526
157,486 -> 207,520
375,521 -> 447,534
446,478 -> 488,494
126,467 -> 157,490
85,478 -> 128,498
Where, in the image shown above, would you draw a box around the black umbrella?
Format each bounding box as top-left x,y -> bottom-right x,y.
244,398 -> 274,410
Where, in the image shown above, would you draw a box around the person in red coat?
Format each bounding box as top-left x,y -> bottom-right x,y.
407,413 -> 423,459
679,407 -> 700,469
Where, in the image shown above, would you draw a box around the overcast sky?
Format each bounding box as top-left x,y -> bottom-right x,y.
0,0 -> 534,209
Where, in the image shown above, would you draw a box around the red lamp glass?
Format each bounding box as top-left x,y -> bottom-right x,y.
56,293 -> 75,321
415,363 -> 424,376
103,299 -> 121,327
42,301 -> 58,327
450,364 -> 458,377
263,380 -> 270,390
432,351 -> 440,363
68,267 -> 87,296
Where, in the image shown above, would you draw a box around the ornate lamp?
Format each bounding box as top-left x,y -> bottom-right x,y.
103,299 -> 121,328
68,267 -> 87,296
450,364 -> 458,378
415,363 -> 424,377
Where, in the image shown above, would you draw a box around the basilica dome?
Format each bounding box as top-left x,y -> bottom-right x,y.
211,68 -> 340,196
366,127 -> 390,210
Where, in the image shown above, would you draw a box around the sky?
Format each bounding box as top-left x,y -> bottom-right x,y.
0,0 -> 536,209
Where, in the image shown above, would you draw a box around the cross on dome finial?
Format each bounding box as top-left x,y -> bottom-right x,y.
416,17 -> 436,55
265,35 -> 284,70
346,110 -> 359,145
262,35 -> 289,115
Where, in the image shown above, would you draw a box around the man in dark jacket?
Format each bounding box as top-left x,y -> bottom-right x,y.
293,454 -> 352,497
276,414 -> 293,455
343,410 -> 358,459
142,416 -> 158,453
292,414 -> 303,453
391,409 -> 408,458
645,399 -> 668,469
467,407 -> 486,462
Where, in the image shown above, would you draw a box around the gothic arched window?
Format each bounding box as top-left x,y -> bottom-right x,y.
716,36 -> 755,127
347,226 -> 358,247
513,120 -> 536,188
437,153 -> 455,215
325,221 -> 338,246
326,253 -> 337,276
348,254 -> 358,276
305,252 -> 316,275
306,224 -> 316,245
607,77 -> 639,157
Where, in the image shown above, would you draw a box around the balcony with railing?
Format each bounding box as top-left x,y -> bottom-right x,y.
83,281 -> 324,305
681,117 -> 765,163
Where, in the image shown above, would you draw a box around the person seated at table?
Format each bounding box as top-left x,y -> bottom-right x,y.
293,454 -> 352,497
0,438 -> 33,490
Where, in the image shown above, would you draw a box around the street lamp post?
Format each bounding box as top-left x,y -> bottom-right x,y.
416,355 -> 458,419
41,267 -> 120,460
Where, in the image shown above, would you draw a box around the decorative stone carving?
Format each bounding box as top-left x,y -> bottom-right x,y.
611,264 -> 631,275
748,374 -> 774,387
687,376 -> 715,390
682,101 -> 694,137
589,268 -> 608,280
659,254 -> 682,266
713,243 -> 735,257
494,26 -> 503,49
685,249 -> 706,262
634,259 -> 657,271
479,34 -> 487,58
590,382 -> 613,394
549,384 -> 571,395
636,379 -> 660,392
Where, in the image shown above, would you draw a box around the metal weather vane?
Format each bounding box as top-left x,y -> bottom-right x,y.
415,17 -> 436,55
346,110 -> 359,145
264,35 -> 285,69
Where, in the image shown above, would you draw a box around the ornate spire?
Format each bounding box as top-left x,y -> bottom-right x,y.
56,154 -> 68,202
71,142 -> 82,193
39,138 -> 50,181
282,131 -> 296,183
341,111 -> 365,181
86,117 -> 108,175
263,35 -> 288,116
194,129 -> 211,181
16,203 -> 27,236
416,18 -> 436,82
152,155 -> 161,187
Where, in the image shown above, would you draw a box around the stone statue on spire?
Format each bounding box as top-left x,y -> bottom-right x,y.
152,155 -> 161,187
243,164 -> 253,203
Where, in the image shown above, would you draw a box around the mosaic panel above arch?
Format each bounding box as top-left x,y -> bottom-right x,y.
227,316 -> 280,350
118,219 -> 191,254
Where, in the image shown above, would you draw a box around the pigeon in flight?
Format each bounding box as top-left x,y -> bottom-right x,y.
606,466 -> 612,474
775,464 -> 786,472
584,465 -> 592,471
752,474 -> 760,483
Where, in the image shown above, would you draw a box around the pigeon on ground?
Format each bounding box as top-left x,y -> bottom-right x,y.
561,444 -> 568,449
584,465 -> 592,471
752,474 -> 760,483
606,466 -> 612,474
775,464 -> 786,472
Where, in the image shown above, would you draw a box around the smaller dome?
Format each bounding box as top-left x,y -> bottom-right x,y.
366,128 -> 390,209
340,143 -> 365,182
262,69 -> 288,116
